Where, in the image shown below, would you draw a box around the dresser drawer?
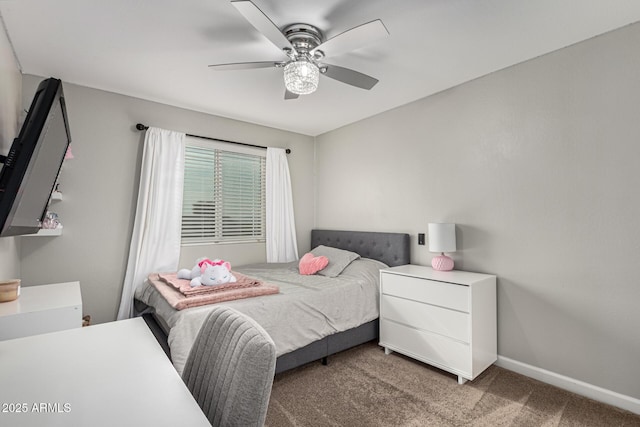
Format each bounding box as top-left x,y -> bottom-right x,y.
380,319 -> 471,375
381,295 -> 469,342
381,272 -> 469,312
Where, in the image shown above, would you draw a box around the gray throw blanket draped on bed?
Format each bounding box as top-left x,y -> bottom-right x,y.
135,258 -> 385,375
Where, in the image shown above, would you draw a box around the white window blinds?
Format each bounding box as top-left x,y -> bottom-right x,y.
181,140 -> 266,244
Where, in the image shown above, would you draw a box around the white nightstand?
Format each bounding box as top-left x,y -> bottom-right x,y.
379,265 -> 496,384
0,282 -> 82,340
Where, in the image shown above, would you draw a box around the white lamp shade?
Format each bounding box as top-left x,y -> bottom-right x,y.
428,223 -> 456,253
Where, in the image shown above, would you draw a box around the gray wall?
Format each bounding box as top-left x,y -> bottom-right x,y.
0,18 -> 21,280
315,24 -> 640,400
19,75 -> 315,324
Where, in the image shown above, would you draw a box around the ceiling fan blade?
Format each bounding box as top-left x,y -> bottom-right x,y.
284,89 -> 299,100
322,64 -> 379,90
311,19 -> 389,58
231,0 -> 296,54
208,61 -> 278,70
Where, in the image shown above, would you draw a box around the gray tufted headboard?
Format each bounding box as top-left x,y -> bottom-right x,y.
310,229 -> 410,267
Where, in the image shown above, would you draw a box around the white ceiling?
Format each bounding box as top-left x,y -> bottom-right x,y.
2,0 -> 640,136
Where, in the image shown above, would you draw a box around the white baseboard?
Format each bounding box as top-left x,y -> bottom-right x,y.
495,355 -> 640,415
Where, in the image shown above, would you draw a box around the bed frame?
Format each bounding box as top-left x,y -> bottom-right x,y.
142,229 -> 410,374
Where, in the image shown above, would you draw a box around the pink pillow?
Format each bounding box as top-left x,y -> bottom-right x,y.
299,252 -> 329,275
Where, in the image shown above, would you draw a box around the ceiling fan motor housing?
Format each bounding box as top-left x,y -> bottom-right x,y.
282,24 -> 326,94
283,24 -> 324,59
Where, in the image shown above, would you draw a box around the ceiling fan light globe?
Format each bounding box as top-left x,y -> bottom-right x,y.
284,60 -> 319,95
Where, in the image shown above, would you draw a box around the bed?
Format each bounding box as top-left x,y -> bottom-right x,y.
134,229 -> 410,374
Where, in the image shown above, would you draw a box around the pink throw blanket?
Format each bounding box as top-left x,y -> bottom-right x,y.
158,272 -> 263,296
148,273 -> 279,310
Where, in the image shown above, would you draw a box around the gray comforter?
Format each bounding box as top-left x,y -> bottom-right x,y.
135,258 -> 385,375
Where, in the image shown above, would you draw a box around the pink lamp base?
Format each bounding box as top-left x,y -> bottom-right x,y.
432,254 -> 454,271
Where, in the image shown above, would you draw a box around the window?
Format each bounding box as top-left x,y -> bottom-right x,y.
181,138 -> 266,244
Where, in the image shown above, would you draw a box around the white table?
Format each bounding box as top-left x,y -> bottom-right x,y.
0,282 -> 82,340
0,318 -> 210,426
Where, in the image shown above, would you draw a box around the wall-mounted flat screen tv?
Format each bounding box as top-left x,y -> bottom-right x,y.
0,78 -> 71,237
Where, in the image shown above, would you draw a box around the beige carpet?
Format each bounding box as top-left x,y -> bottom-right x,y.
266,342 -> 640,427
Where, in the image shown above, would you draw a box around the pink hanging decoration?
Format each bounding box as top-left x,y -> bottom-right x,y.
64,146 -> 74,160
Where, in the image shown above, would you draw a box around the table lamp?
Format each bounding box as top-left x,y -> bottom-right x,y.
428,223 -> 456,271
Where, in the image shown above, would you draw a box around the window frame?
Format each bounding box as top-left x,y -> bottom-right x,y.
180,136 -> 266,246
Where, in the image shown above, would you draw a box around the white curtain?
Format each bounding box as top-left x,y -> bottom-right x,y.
117,127 -> 185,320
266,147 -> 298,262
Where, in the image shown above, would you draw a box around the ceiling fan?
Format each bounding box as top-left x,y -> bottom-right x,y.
209,0 -> 389,99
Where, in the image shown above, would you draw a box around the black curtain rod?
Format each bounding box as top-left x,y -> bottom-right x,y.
135,123 -> 291,154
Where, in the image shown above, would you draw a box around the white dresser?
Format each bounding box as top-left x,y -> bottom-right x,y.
0,281 -> 82,340
379,265 -> 496,384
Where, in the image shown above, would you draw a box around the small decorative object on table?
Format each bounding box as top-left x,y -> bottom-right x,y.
0,279 -> 20,303
428,223 -> 456,271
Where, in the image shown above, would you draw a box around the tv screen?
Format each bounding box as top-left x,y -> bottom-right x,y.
0,78 -> 71,237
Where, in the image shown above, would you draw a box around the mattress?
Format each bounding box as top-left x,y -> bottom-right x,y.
135,258 -> 386,375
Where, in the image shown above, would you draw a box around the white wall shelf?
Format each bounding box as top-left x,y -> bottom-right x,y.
24,227 -> 63,237
22,190 -> 64,237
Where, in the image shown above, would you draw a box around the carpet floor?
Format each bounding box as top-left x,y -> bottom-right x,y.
265,342 -> 640,427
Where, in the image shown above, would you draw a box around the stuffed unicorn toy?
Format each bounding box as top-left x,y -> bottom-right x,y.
177,258 -> 237,287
